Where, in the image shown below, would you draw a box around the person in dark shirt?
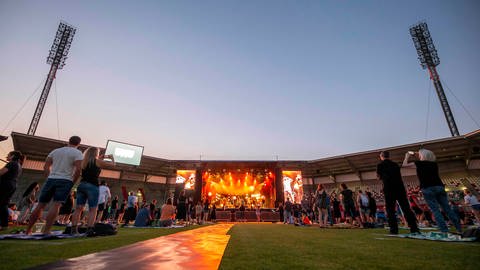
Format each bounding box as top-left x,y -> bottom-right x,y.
239,203 -> 246,222
0,151 -> 24,230
177,190 -> 187,221
277,202 -> 284,223
284,198 -> 293,224
340,183 -> 361,226
403,149 -> 461,234
110,195 -> 119,221
117,200 -> 126,224
332,193 -> 341,224
377,151 -> 419,234
149,199 -> 157,223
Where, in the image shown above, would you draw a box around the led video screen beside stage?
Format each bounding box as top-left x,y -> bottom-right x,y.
104,140 -> 144,166
176,170 -> 196,190
282,171 -> 303,204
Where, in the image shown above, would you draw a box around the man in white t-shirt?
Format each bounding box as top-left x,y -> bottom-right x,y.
96,181 -> 111,222
26,136 -> 83,235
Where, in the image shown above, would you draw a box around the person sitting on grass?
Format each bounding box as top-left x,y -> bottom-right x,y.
57,190 -> 74,225
134,204 -> 152,227
159,198 -> 176,227
302,212 -> 312,226
8,203 -> 19,225
463,189 -> 480,225
17,182 -> 40,224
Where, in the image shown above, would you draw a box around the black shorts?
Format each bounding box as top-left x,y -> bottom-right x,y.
98,203 -> 106,211
344,202 -> 357,218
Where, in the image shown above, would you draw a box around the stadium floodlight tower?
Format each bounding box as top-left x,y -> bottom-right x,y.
27,21 -> 76,136
409,22 -> 459,137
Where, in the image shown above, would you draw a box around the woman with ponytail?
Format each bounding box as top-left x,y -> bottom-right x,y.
70,147 -> 115,236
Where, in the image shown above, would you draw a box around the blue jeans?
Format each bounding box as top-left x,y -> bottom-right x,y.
76,182 -> 99,208
422,186 -> 461,233
284,210 -> 293,224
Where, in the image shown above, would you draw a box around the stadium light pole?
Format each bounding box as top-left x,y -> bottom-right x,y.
409,22 -> 459,137
27,21 -> 76,136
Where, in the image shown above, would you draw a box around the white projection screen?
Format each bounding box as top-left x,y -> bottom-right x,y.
104,140 -> 144,166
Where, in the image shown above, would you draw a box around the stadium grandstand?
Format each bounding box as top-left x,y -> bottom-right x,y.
9,129 -> 480,208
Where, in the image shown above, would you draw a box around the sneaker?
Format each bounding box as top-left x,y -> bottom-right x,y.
69,226 -> 79,235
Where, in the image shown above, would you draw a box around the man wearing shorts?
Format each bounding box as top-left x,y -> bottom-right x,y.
26,136 -> 83,235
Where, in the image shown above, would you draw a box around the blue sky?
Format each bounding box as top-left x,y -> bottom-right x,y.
0,0 -> 479,160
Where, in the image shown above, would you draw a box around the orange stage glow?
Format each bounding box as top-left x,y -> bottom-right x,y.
202,170 -> 275,208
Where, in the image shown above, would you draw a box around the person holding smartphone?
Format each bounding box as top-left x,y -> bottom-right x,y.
403,149 -> 462,235
377,151 -> 419,235
70,148 -> 115,236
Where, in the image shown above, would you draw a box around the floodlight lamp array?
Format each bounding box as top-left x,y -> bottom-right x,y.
409,22 -> 440,69
46,22 -> 76,69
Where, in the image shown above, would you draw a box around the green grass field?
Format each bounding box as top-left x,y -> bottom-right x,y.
0,224 -> 479,270
219,224 -> 480,270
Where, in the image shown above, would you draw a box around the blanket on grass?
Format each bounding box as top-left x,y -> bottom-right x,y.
0,230 -> 85,240
387,231 -> 476,242
123,225 -> 186,229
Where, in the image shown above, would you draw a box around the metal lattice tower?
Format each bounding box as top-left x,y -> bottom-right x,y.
27,21 -> 76,135
409,22 -> 460,137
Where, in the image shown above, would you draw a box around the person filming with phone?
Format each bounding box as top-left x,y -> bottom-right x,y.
403,149 -> 462,236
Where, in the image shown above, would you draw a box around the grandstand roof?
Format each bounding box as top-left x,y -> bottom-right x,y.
11,130 -> 480,180
304,129 -> 480,178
